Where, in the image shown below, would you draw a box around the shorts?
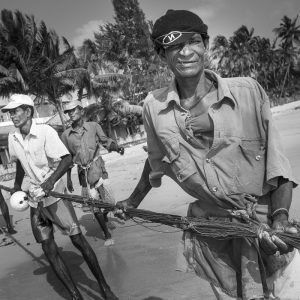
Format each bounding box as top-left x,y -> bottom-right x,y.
31,199 -> 81,243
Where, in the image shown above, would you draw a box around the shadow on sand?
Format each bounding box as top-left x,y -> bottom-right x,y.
78,213 -> 124,240
33,247 -> 102,300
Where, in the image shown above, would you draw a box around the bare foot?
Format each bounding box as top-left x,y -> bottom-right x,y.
7,227 -> 17,235
104,238 -> 114,247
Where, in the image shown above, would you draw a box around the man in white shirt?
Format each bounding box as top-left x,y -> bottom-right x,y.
2,94 -> 118,300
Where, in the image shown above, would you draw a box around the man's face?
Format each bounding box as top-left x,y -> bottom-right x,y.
162,33 -> 206,79
67,106 -> 82,122
9,107 -> 31,128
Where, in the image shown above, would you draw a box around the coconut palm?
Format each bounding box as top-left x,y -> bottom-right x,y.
210,26 -> 256,78
273,15 -> 300,98
0,10 -> 38,96
0,9 -> 88,130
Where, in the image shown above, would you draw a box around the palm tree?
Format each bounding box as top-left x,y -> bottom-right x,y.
273,15 -> 300,98
36,31 -> 91,130
0,10 -> 37,96
210,26 -> 256,78
0,9 -> 87,130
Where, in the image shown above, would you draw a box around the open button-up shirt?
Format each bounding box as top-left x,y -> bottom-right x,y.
143,69 -> 298,298
143,70 -> 297,212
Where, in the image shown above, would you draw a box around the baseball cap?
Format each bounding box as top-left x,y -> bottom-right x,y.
2,94 -> 34,112
63,100 -> 83,113
151,10 -> 208,48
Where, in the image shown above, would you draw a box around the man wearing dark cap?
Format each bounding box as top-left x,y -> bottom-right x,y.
61,100 -> 124,247
118,9 -> 300,299
3,94 -> 119,300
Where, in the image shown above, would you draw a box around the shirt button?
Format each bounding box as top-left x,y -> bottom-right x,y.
212,186 -> 218,192
255,155 -> 261,161
206,158 -> 211,163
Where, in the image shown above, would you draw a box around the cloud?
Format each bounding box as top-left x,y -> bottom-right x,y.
191,0 -> 224,20
72,19 -> 104,47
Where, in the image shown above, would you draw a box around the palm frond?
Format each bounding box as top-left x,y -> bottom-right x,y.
93,73 -> 128,82
54,68 -> 87,78
0,65 -> 10,76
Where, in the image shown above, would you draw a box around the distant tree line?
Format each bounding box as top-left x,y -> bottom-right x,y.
0,0 -> 299,134
210,16 -> 300,105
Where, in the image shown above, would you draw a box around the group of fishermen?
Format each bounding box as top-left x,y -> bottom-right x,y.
1,8 -> 300,300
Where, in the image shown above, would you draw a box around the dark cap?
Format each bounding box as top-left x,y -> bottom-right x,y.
151,10 -> 208,47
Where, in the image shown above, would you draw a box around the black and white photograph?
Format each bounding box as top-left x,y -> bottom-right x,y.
0,1 -> 300,299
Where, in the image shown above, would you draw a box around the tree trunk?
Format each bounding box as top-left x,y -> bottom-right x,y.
106,116 -> 112,138
77,88 -> 83,101
54,100 -> 66,132
279,61 -> 290,99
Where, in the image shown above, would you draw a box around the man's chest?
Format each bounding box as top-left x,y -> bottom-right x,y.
67,130 -> 97,154
153,101 -> 241,146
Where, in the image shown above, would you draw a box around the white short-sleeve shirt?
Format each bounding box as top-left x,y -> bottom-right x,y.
8,122 -> 70,207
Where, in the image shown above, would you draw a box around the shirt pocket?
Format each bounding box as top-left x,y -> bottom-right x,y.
234,140 -> 266,195
162,136 -> 197,183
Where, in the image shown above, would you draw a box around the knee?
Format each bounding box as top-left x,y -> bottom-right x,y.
42,239 -> 58,259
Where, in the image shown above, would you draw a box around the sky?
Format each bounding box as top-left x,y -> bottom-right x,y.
1,0 -> 300,48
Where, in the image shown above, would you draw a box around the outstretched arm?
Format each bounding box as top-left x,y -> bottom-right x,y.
41,154 -> 73,195
116,158 -> 152,209
95,123 -> 124,154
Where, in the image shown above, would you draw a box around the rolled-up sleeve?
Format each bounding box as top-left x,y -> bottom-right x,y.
259,93 -> 297,188
143,100 -> 166,187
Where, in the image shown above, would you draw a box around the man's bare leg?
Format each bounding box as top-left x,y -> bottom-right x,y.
94,211 -> 112,240
0,190 -> 16,234
41,238 -> 83,300
71,233 -> 118,300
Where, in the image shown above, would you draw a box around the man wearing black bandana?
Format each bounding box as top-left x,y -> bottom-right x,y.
117,9 -> 300,299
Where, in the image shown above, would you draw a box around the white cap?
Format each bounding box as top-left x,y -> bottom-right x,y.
63,100 -> 83,113
2,94 -> 34,112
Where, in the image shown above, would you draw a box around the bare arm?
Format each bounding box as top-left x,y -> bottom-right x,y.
41,154 -> 73,195
95,122 -> 124,154
66,166 -> 74,192
116,158 -> 152,209
13,160 -> 25,192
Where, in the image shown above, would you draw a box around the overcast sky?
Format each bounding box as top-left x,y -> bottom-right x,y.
1,0 -> 300,47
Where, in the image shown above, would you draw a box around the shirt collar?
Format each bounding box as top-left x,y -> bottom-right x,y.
12,120 -> 38,139
68,121 -> 88,135
158,70 -> 236,112
29,121 -> 39,137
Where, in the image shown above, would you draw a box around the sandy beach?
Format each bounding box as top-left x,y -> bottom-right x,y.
0,102 -> 300,300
